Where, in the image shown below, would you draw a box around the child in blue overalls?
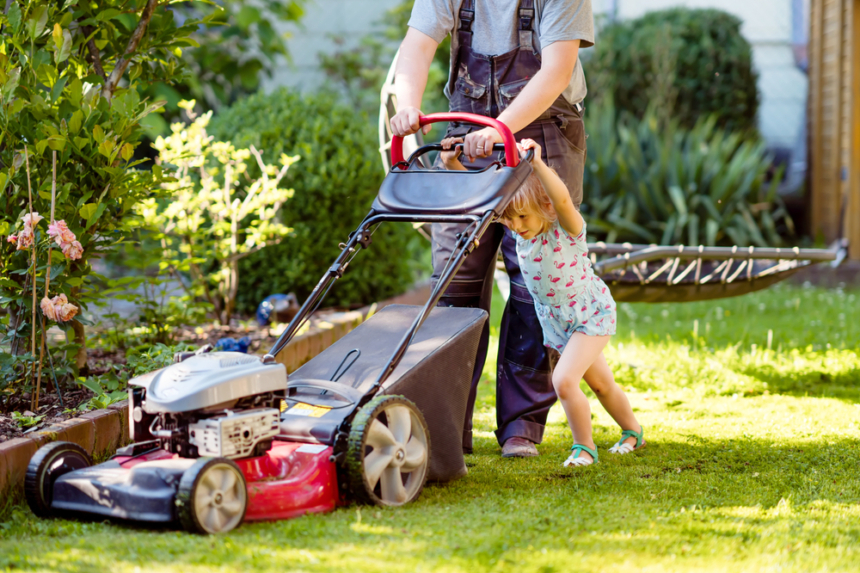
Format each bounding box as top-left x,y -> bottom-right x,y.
442,137 -> 644,467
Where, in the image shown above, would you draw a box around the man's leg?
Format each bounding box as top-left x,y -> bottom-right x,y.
431,220 -> 504,453
494,230 -> 557,447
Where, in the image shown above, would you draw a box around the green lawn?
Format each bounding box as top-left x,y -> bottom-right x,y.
2,282 -> 859,572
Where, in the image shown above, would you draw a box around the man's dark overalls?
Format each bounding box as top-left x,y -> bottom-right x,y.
433,0 -> 588,451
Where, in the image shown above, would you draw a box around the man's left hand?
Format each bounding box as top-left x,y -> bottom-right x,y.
463,127 -> 502,161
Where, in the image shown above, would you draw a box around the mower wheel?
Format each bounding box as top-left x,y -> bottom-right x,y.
25,441 -> 92,518
346,395 -> 430,506
177,458 -> 247,534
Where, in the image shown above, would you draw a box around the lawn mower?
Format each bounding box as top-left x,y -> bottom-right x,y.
25,113 -> 534,534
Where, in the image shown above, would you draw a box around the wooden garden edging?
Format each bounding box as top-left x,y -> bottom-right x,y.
0,281 -> 431,502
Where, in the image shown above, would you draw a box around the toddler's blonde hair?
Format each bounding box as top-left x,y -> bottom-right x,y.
500,171 -> 557,233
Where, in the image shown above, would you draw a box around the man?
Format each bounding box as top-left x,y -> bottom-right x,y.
390,0 -> 594,457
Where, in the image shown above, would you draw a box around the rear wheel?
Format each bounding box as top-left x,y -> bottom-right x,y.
177,458 -> 247,534
346,395 -> 430,506
25,441 -> 92,518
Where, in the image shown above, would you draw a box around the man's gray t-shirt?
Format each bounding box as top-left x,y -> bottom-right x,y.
408,0 -> 594,105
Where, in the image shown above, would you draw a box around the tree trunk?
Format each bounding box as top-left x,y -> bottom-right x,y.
67,319 -> 89,376
9,309 -> 26,356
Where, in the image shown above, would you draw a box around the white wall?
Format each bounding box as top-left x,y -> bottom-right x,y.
263,0 -> 404,94
591,0 -> 808,149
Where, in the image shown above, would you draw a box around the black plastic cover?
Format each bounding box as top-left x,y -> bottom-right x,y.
371,160 -> 533,216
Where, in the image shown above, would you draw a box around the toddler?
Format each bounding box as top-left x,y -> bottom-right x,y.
441,137 -> 644,467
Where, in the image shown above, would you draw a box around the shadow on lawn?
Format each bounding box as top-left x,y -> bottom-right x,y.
739,363 -> 860,402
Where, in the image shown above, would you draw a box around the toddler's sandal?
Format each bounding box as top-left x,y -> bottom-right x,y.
608,427 -> 645,454
563,444 -> 598,467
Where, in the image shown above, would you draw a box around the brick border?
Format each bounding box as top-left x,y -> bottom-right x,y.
0,282 -> 431,500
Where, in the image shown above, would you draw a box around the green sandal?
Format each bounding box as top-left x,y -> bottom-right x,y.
563,444 -> 598,467
609,427 -> 645,454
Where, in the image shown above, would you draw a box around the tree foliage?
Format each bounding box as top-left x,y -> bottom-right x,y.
0,0 -> 206,400
141,0 -> 305,134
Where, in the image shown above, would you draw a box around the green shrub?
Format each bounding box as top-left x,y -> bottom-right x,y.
209,89 -> 424,312
587,8 -> 759,133
582,100 -> 793,247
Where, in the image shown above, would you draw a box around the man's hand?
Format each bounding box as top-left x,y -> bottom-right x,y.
390,106 -> 432,137
463,127 -> 503,161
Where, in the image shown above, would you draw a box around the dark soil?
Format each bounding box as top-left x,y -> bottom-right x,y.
0,309 -> 343,442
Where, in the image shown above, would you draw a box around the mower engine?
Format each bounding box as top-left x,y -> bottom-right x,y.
128,351 -> 287,460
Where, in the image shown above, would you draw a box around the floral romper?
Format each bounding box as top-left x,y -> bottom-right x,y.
515,221 -> 617,350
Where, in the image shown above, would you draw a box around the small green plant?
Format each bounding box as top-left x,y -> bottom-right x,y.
73,342 -> 194,412
11,411 -> 45,429
76,373 -> 126,412
126,342 -> 194,377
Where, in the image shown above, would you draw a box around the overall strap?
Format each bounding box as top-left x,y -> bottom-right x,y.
518,0 -> 536,50
458,0 -> 475,49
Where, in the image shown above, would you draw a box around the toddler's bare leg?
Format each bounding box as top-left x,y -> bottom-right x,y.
583,352 -> 641,446
552,333 -> 611,462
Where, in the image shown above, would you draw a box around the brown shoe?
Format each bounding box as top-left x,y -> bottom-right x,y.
501,437 -> 538,458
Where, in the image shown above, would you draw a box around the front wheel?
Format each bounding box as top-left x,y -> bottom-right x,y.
25,442 -> 92,518
176,458 -> 247,534
346,395 -> 430,506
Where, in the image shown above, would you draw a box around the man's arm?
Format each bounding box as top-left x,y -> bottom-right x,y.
462,40 -> 580,160
390,27 -> 439,137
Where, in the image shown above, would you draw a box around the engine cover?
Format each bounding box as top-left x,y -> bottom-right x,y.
189,408 -> 280,458
129,352 -> 287,413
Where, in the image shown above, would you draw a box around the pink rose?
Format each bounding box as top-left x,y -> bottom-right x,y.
58,301 -> 79,322
16,226 -> 34,250
61,240 -> 83,260
40,293 -> 79,323
47,220 -> 76,246
40,297 -> 58,321
6,234 -> 17,244
22,212 -> 43,229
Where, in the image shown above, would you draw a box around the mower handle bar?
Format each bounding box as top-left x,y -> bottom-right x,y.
405,142 -> 507,168
390,112 -> 519,168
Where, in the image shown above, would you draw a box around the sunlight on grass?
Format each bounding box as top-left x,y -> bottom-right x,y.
1,283 -> 858,572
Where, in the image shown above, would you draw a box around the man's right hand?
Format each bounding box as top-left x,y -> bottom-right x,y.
390,106 -> 432,137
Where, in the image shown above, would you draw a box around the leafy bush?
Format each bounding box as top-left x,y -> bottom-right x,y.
582,101 -> 793,247
0,0 -> 202,404
209,89 -> 423,312
143,101 -> 298,324
587,8 -> 759,133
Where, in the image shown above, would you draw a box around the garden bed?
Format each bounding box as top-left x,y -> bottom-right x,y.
0,307 -> 352,441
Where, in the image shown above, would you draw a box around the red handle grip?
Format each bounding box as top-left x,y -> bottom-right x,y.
391,112 -> 519,169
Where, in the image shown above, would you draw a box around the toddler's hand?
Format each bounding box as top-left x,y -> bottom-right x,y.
518,138 -> 544,164
440,137 -> 465,169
